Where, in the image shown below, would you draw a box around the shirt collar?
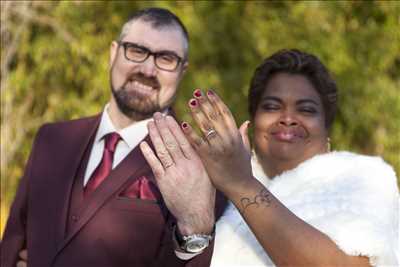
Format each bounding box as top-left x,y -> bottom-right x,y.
95,104 -> 168,148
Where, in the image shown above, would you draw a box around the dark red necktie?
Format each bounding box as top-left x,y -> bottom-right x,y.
84,132 -> 121,197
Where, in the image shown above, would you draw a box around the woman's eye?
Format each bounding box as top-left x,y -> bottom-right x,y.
261,104 -> 279,111
299,107 -> 317,114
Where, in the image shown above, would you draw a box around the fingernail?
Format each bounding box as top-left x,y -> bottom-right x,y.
194,89 -> 202,98
153,112 -> 162,121
189,99 -> 198,107
207,90 -> 215,96
147,121 -> 154,129
181,122 -> 188,129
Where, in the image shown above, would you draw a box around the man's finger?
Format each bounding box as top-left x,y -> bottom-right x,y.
140,141 -> 165,179
153,112 -> 184,162
147,121 -> 175,169
19,249 -> 28,260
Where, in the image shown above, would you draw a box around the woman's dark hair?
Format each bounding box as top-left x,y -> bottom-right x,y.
248,49 -> 338,129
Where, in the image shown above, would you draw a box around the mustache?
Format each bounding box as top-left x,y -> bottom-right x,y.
124,72 -> 161,90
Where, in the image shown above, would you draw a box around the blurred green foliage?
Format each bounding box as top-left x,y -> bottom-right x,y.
1,1 -> 399,235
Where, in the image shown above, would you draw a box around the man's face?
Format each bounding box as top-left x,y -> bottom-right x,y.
109,19 -> 188,120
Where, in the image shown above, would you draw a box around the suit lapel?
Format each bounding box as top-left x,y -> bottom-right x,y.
55,135 -> 151,255
52,115 -> 101,250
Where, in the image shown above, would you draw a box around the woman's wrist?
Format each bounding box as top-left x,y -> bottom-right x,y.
225,178 -> 271,213
222,175 -> 261,201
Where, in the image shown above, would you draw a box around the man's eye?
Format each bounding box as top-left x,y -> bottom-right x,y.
127,46 -> 147,54
157,54 -> 176,64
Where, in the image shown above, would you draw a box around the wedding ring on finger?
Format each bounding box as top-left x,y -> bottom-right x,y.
164,161 -> 174,169
205,128 -> 217,139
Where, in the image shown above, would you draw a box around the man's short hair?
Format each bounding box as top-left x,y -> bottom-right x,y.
118,7 -> 189,58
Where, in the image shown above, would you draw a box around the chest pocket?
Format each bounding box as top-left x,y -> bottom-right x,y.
111,196 -> 162,214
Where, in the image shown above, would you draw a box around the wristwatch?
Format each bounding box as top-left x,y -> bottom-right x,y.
173,224 -> 215,253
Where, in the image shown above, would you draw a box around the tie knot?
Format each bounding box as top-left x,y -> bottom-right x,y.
104,132 -> 121,153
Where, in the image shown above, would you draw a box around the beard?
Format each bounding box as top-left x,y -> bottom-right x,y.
111,72 -> 162,120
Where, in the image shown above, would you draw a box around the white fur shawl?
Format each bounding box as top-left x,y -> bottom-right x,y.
211,151 -> 399,267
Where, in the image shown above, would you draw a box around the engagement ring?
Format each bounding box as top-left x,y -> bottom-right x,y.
205,129 -> 217,139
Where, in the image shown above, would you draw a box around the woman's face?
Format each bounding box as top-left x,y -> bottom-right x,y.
253,72 -> 328,166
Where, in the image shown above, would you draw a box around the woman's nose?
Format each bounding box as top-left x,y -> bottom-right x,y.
279,112 -> 298,127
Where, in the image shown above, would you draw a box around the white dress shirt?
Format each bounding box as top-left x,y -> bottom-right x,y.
83,105 -> 200,260
83,104 -> 153,186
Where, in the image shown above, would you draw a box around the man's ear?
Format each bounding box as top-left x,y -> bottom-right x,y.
181,61 -> 189,75
109,41 -> 119,69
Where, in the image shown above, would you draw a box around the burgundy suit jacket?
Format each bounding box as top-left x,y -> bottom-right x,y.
1,114 -> 226,267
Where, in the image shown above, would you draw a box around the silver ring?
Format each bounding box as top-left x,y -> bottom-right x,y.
205,129 -> 217,139
164,162 -> 174,169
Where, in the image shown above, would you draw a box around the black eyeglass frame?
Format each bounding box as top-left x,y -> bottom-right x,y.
118,41 -> 185,72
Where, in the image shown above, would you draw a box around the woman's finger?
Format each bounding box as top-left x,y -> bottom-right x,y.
147,120 -> 175,169
165,115 -> 195,160
193,89 -> 231,142
206,89 -> 238,133
180,121 -> 208,156
188,98 -> 221,145
239,120 -> 251,153
194,89 -> 223,124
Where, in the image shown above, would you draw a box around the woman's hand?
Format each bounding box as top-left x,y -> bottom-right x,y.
181,89 -> 253,197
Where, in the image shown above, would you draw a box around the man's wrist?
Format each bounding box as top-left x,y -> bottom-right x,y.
176,213 -> 215,235
173,223 -> 215,254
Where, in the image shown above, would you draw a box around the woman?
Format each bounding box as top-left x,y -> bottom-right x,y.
142,49 -> 399,266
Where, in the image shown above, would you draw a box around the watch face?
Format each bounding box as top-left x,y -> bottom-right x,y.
186,237 -> 210,253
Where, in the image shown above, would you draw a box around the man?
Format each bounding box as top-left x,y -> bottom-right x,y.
1,8 -> 224,267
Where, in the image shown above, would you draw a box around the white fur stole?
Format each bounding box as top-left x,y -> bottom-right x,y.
211,151 -> 399,267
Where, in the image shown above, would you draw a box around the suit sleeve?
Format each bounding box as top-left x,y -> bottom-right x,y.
1,126 -> 45,267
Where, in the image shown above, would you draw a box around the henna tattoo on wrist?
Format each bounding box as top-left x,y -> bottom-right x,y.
240,188 -> 271,212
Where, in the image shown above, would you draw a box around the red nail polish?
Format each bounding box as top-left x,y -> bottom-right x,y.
189,99 -> 197,107
207,90 -> 214,96
194,89 -> 202,97
182,122 -> 188,129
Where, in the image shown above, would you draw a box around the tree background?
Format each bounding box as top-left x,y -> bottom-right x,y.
1,1 -> 399,236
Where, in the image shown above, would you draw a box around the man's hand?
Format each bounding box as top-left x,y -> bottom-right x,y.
16,249 -> 27,267
140,112 -> 215,235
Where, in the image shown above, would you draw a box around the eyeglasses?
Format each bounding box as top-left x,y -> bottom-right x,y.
118,41 -> 184,72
